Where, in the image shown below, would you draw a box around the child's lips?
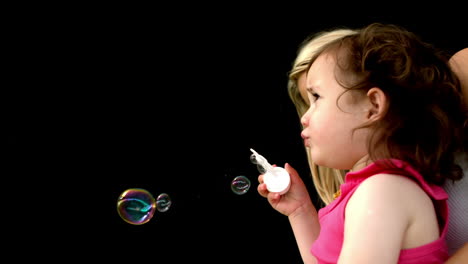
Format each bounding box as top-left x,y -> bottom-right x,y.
301,132 -> 310,147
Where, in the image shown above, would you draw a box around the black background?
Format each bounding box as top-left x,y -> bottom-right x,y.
4,3 -> 467,263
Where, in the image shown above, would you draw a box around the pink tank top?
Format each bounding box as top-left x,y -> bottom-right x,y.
311,159 -> 449,264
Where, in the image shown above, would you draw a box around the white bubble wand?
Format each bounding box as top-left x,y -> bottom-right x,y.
250,148 -> 291,194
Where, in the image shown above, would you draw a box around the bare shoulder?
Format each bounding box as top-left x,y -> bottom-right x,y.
341,174 -> 427,262
346,173 -> 440,248
340,173 -> 441,262
450,48 -> 468,62
347,173 -> 431,214
355,173 -> 424,197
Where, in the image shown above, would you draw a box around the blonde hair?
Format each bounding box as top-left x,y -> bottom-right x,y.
287,28 -> 357,205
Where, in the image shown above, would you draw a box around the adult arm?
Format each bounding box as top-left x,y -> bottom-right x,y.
446,242 -> 468,264
449,48 -> 468,105
444,48 -> 468,264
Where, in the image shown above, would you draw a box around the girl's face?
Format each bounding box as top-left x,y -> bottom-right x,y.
300,52 -> 370,170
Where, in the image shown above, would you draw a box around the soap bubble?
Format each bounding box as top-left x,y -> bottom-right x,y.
156,193 -> 172,212
231,175 -> 251,195
117,188 -> 156,225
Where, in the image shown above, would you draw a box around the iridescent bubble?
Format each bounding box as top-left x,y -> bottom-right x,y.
117,188 -> 156,225
231,175 -> 251,195
156,193 -> 172,212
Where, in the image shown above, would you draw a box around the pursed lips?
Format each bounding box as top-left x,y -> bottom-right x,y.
301,131 -> 310,147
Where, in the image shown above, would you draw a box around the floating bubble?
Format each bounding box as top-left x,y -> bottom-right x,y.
156,193 -> 172,212
117,188 -> 156,225
231,175 -> 251,195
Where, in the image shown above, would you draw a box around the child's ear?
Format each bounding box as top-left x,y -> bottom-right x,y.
366,87 -> 388,121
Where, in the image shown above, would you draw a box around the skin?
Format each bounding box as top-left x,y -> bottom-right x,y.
449,48 -> 468,106
300,52 -> 370,171
445,242 -> 468,264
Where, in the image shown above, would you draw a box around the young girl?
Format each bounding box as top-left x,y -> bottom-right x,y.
287,28 -> 357,206
258,23 -> 467,263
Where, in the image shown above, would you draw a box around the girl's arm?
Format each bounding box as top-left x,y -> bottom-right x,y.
288,197 -> 320,264
284,163 -> 320,264
338,174 -> 439,264
258,163 -> 320,264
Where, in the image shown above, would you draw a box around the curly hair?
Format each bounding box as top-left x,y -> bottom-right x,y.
308,23 -> 467,185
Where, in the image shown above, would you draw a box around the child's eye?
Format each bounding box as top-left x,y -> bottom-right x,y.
311,93 -> 320,102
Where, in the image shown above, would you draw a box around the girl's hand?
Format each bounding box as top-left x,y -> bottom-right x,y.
257,163 -> 313,216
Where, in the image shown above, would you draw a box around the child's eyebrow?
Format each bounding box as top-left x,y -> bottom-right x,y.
306,85 -> 320,93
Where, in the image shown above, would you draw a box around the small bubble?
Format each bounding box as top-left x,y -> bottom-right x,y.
117,188 -> 156,225
231,175 -> 251,195
156,193 -> 172,212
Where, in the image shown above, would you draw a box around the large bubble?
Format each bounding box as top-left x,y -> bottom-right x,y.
117,188 -> 156,225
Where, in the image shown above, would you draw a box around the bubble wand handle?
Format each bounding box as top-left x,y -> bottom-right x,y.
250,148 -> 291,194
250,148 -> 274,172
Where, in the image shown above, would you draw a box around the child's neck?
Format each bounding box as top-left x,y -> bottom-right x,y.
351,155 -> 372,172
